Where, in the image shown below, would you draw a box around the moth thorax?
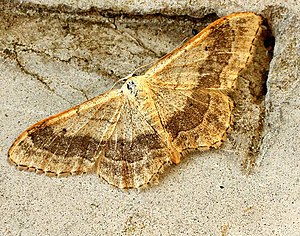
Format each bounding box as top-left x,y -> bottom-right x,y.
121,76 -> 145,97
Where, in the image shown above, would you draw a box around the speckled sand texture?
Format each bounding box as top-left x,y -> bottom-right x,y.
0,1 -> 299,235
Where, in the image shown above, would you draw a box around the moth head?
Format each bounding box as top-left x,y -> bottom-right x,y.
125,80 -> 137,96
120,75 -> 144,97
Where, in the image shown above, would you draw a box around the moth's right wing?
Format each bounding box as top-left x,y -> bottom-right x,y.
143,12 -> 270,154
146,84 -> 233,155
145,12 -> 269,90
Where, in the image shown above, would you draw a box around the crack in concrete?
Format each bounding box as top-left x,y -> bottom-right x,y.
11,42 -> 93,101
121,30 -> 161,58
12,43 -> 72,104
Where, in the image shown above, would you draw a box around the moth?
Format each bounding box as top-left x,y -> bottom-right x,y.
8,12 -> 272,188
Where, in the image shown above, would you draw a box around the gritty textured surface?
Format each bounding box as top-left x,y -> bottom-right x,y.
0,1 -> 299,235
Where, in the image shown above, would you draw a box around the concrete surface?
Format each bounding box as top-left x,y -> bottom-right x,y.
0,1 -> 299,235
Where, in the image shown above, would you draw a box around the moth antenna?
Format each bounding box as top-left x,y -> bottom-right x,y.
179,37 -> 189,45
110,35 -> 192,91
110,76 -> 129,91
109,61 -> 154,91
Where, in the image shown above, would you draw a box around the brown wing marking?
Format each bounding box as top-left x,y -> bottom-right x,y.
96,96 -> 172,189
145,12 -> 264,90
149,85 -> 233,152
8,90 -> 123,176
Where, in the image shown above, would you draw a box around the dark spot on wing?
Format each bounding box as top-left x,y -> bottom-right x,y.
192,29 -> 199,36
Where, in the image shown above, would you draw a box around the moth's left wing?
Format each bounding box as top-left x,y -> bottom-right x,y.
9,88 -> 173,188
96,95 -> 173,189
8,90 -> 123,176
